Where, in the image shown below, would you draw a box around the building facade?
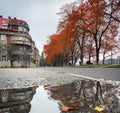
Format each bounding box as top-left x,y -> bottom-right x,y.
0,16 -> 40,67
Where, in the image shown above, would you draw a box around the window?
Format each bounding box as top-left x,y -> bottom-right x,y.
2,21 -> 7,29
18,26 -> 24,32
24,46 -> 26,50
18,27 -> 23,31
0,35 -> 6,41
24,28 -> 29,33
2,55 -> 7,61
1,45 -> 6,52
19,37 -> 25,41
18,26 -> 28,33
19,46 -> 26,51
20,56 -> 23,61
2,24 -> 7,29
19,46 -> 23,51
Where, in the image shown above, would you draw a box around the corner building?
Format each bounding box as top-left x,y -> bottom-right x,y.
0,16 -> 40,67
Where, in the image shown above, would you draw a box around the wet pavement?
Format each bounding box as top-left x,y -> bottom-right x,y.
0,68 -> 80,89
0,80 -> 120,113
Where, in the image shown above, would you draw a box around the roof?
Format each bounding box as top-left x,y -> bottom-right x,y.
10,18 -> 27,24
0,16 -> 9,28
0,16 -> 27,28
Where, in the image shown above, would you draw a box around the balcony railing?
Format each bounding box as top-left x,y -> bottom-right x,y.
11,40 -> 31,46
0,29 -> 31,38
11,50 -> 32,56
9,21 -> 29,30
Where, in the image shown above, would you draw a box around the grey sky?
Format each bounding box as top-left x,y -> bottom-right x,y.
0,0 -> 76,54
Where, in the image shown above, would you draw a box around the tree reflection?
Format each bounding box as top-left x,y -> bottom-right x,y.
46,80 -> 120,113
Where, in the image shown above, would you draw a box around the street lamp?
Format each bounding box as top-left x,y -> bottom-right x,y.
34,48 -> 37,67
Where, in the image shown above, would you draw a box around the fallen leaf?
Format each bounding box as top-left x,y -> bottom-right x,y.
94,106 -> 104,112
44,84 -> 51,87
34,85 -> 39,89
61,105 -> 77,111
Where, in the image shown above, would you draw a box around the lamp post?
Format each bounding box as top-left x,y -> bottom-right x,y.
34,48 -> 37,67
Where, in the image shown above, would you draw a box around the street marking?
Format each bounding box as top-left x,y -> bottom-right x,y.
66,73 -> 99,81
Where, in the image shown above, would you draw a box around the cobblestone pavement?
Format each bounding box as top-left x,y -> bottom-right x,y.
0,68 -> 81,89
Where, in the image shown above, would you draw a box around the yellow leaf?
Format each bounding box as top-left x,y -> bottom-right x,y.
94,106 -> 104,112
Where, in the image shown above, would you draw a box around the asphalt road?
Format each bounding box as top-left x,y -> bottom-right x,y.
45,67 -> 120,81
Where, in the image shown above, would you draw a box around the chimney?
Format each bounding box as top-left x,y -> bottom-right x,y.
8,16 -> 11,19
14,17 -> 17,20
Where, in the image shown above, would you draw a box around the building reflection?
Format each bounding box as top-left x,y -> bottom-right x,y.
0,80 -> 119,113
0,87 -> 36,113
46,80 -> 120,113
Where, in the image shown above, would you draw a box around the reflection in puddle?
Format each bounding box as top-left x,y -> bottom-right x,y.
29,86 -> 60,113
43,80 -> 120,113
0,87 -> 36,113
0,80 -> 120,113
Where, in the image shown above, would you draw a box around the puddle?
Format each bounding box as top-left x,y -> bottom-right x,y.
0,80 -> 120,113
29,86 -> 60,113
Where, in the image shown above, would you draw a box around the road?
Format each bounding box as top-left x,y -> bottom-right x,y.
0,67 -> 119,89
45,67 -> 120,81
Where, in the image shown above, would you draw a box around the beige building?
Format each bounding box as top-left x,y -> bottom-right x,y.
0,16 -> 40,67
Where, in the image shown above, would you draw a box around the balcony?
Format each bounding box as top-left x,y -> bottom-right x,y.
0,29 -> 31,38
11,40 -> 31,46
11,49 -> 32,56
9,21 -> 29,30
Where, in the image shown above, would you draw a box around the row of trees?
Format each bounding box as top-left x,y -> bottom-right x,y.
43,0 -> 120,66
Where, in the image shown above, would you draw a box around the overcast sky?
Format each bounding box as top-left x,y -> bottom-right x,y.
0,0 -> 76,54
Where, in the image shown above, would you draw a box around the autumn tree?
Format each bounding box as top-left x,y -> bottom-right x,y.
104,0 -> 120,23
101,18 -> 119,64
58,2 -> 89,65
81,0 -> 120,64
84,35 -> 95,63
43,0 -> 120,66
44,34 -> 62,66
57,2 -> 80,65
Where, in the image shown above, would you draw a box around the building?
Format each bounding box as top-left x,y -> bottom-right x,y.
0,16 -> 40,67
103,56 -> 120,64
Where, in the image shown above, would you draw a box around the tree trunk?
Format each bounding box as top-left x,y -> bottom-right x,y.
88,52 -> 91,63
94,33 -> 100,64
102,50 -> 106,64
80,32 -> 85,65
96,48 -> 99,64
10,60 -> 13,67
102,56 -> 105,64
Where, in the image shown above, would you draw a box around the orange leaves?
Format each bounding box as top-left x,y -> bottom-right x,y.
43,0 -> 120,65
43,84 -> 51,90
33,85 -> 39,89
61,105 -> 77,111
43,34 -> 63,64
43,26 -> 76,65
